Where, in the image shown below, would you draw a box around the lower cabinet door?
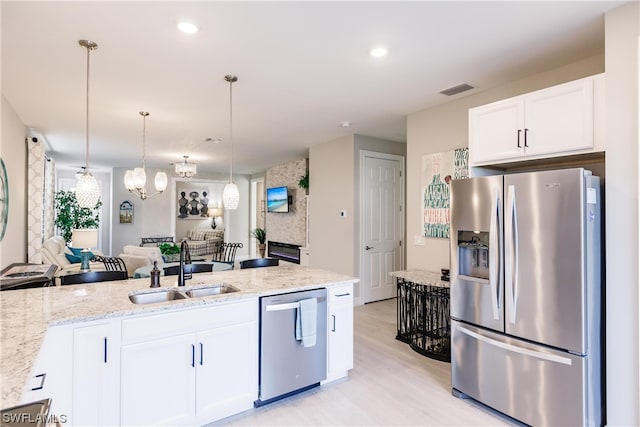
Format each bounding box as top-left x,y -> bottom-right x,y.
120,334 -> 196,426
72,322 -> 120,426
327,303 -> 354,381
195,322 -> 258,424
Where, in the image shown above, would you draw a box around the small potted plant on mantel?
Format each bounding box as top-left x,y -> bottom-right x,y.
251,228 -> 267,258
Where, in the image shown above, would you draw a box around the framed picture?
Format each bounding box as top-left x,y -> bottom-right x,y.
177,188 -> 210,219
119,200 -> 133,224
421,148 -> 469,238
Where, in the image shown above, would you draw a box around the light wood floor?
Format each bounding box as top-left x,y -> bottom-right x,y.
214,298 -> 511,426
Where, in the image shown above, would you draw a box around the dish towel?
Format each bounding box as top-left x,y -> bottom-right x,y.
295,297 -> 317,348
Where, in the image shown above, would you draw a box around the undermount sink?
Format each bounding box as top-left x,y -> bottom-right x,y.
186,285 -> 239,298
129,284 -> 239,304
129,289 -> 187,304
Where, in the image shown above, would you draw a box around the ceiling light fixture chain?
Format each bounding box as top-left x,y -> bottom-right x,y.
75,39 -> 101,209
222,74 -> 239,210
124,111 -> 168,200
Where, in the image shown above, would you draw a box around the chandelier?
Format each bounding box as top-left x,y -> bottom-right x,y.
124,112 -> 168,200
222,74 -> 240,210
75,40 -> 101,208
175,155 -> 197,179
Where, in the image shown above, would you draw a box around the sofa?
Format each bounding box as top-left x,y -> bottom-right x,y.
181,228 -> 224,257
39,236 -> 105,278
118,245 -> 164,278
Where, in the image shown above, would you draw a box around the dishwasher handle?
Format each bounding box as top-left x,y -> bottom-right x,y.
266,302 -> 299,312
265,296 -> 326,312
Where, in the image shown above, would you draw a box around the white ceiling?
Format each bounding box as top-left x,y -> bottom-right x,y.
1,1 -> 625,175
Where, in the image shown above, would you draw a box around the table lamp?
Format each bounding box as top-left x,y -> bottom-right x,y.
209,207 -> 223,230
72,229 -> 98,271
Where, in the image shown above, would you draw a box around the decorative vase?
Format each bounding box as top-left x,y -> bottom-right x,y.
258,243 -> 266,258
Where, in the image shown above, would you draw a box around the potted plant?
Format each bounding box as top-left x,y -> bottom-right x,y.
158,242 -> 180,262
298,170 -> 309,194
251,228 -> 267,258
54,190 -> 102,245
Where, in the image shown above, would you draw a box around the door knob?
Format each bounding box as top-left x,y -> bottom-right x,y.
365,246 -> 374,250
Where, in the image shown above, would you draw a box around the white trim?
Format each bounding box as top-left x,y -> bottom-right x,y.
359,150 -> 405,304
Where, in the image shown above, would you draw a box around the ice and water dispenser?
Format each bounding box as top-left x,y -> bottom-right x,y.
456,230 -> 490,280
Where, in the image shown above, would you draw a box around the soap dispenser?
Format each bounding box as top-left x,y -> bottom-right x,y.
150,261 -> 161,288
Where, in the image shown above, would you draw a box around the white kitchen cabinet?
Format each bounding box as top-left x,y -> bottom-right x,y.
324,283 -> 354,383
72,321 -> 120,426
121,333 -> 196,426
469,74 -> 602,166
120,300 -> 258,426
21,325 -> 73,421
194,321 -> 258,425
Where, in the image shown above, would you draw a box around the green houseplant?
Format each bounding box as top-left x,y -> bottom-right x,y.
298,170 -> 309,192
251,228 -> 267,258
54,190 -> 102,245
158,242 -> 180,262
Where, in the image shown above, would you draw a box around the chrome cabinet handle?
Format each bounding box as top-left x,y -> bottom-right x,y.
191,344 -> 195,368
104,337 -> 108,364
331,314 -> 336,332
517,129 -> 522,148
200,343 -> 203,366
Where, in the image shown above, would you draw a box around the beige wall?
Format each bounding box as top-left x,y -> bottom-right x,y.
0,96 -> 27,266
310,134 -> 405,301
406,54 -> 604,273
309,135 -> 355,277
604,2 -> 639,424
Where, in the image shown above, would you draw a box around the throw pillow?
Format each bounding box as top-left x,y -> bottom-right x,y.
66,248 -> 94,264
65,253 -> 82,263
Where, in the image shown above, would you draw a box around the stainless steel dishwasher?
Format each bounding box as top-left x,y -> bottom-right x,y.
255,288 -> 327,406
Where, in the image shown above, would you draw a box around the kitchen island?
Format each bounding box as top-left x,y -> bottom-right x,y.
0,265 -> 358,425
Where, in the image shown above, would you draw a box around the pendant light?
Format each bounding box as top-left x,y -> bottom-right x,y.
124,112 -> 168,200
75,40 -> 100,208
175,155 -> 197,179
222,74 -> 240,210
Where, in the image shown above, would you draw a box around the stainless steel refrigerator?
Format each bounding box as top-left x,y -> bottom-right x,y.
449,168 -> 602,426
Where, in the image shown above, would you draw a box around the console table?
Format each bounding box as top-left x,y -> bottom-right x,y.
140,236 -> 174,246
390,269 -> 451,362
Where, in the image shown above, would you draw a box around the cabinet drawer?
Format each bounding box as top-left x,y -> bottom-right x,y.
122,299 -> 258,344
328,283 -> 353,305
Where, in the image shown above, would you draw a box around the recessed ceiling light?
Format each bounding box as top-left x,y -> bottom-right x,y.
370,47 -> 388,58
340,121 -> 352,127
177,21 -> 199,34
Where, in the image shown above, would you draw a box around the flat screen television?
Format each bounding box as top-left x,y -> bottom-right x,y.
266,186 -> 289,213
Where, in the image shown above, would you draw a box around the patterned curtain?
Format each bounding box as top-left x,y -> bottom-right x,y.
26,139 -> 47,263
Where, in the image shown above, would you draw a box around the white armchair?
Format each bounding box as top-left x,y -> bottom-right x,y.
119,245 -> 164,278
39,236 -> 104,277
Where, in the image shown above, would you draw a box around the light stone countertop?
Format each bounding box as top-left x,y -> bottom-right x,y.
0,265 -> 358,408
389,269 -> 450,288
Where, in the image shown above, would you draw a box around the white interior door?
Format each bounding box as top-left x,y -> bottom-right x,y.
361,153 -> 404,303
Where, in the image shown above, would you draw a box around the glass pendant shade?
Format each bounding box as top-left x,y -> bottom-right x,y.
154,172 -> 168,192
75,172 -> 100,208
124,170 -> 135,190
223,182 -> 239,210
132,167 -> 147,189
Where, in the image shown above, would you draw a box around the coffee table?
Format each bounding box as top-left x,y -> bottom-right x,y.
134,261 -> 232,279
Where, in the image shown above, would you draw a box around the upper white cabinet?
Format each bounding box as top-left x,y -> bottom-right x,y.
469,74 -> 603,166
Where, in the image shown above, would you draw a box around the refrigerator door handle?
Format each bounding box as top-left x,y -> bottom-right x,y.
489,187 -> 502,321
456,324 -> 572,366
505,185 -> 519,324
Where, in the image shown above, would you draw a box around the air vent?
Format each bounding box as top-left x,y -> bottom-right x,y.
439,83 -> 475,96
